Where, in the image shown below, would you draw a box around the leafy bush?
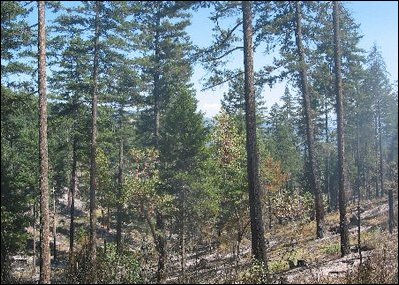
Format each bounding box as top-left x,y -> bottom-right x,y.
322,242 -> 340,255
268,260 -> 288,274
240,258 -> 268,284
97,243 -> 142,284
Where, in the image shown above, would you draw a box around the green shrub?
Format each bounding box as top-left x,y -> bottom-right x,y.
240,258 -> 268,284
268,260 -> 288,274
322,242 -> 340,255
97,243 -> 142,284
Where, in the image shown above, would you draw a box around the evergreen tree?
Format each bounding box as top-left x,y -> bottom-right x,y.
1,2 -> 36,281
159,86 -> 207,282
333,1 -> 350,257
38,1 -> 51,282
242,0 -> 267,267
130,2 -> 194,281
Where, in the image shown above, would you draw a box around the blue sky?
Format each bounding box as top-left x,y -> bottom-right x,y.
22,1 -> 398,117
189,1 -> 398,117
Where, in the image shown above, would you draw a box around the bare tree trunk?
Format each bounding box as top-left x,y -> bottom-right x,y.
242,1 -> 267,266
155,211 -> 166,283
69,136 -> 77,268
52,187 -> 57,262
152,6 -> 167,282
294,1 -> 325,238
325,98 -> 332,211
38,1 -> 51,283
116,135 -> 123,253
89,1 -> 100,282
180,186 -> 186,283
356,108 -> 362,265
153,9 -> 161,148
333,1 -> 350,257
33,201 -> 37,275
387,129 -> 397,234
374,115 -> 380,198
377,98 -> 384,196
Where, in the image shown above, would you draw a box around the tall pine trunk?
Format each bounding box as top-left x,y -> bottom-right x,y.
89,1 -> 100,282
153,7 -> 166,283
38,1 -> 51,283
242,1 -> 267,266
116,135 -> 123,253
180,186 -> 186,283
294,1 -> 325,238
377,97 -> 384,196
52,187 -> 57,262
356,106 -> 362,264
69,136 -> 77,268
387,128 -> 397,234
155,211 -> 166,283
333,1 -> 350,257
374,115 -> 380,197
33,201 -> 37,275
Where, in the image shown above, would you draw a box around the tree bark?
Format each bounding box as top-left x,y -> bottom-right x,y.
33,201 -> 37,275
116,135 -> 123,253
89,1 -> 100,282
387,128 -> 397,234
374,115 -> 380,197
294,1 -> 325,238
242,1 -> 267,266
69,136 -> 77,266
153,6 -> 167,283
155,211 -> 166,283
116,106 -> 124,253
324,97 -> 333,211
377,97 -> 384,196
180,186 -> 186,283
153,9 -> 161,148
356,107 -> 362,264
333,1 -> 350,257
52,187 -> 57,262
38,1 -> 51,283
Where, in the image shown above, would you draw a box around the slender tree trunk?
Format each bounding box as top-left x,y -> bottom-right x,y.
268,188 -> 272,230
153,10 -> 161,148
294,1 -> 324,238
52,187 -> 57,262
116,106 -> 124,253
89,1 -> 100,282
325,98 -> 331,211
69,136 -> 77,267
33,201 -> 37,275
242,1 -> 267,266
38,1 -> 51,283
377,98 -> 384,196
155,211 -> 166,283
356,108 -> 362,264
374,115 -> 380,198
180,186 -> 186,283
333,1 -> 350,257
152,7 -> 167,283
116,137 -> 123,253
387,129 -> 397,234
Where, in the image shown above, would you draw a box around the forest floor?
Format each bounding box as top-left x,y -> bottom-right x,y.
10,192 -> 398,284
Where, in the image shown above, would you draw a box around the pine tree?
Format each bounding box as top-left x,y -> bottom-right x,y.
159,86 -> 207,282
131,2 -> 194,281
333,1 -> 350,257
1,2 -> 36,281
255,1 -> 325,238
38,1 -> 51,283
242,0 -> 267,267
